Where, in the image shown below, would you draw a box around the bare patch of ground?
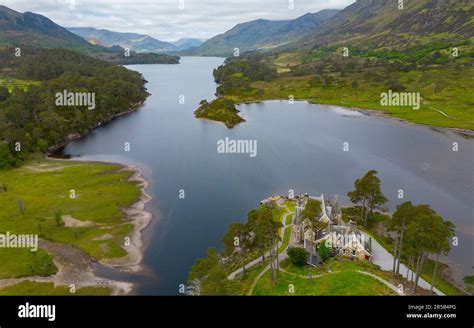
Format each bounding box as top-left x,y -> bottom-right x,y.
62,214 -> 95,228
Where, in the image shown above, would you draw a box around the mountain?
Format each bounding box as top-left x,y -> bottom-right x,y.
0,6 -> 179,64
209,0 -> 474,131
188,9 -> 339,56
0,5 -> 96,51
68,27 -> 178,53
172,38 -> 203,51
292,0 -> 474,50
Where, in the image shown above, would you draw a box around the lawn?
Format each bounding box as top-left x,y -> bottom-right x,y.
278,228 -> 291,254
283,200 -> 296,213
232,261 -> 269,295
285,214 -> 293,226
0,281 -> 111,295
252,270 -> 395,296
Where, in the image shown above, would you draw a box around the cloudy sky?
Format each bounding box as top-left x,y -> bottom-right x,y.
3,0 -> 355,41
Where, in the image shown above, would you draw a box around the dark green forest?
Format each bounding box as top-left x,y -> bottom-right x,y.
0,46 -> 150,169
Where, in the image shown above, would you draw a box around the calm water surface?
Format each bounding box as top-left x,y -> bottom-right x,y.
60,57 -> 473,294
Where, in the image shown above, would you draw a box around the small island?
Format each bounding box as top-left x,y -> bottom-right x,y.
194,98 -> 245,128
194,40 -> 474,132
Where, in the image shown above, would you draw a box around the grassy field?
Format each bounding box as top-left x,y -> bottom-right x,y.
283,200 -> 296,213
0,159 -> 140,266
0,281 -> 111,295
285,213 -> 292,226
223,65 -> 474,131
278,228 -> 291,254
0,248 -> 57,279
231,261 -> 269,295
248,257 -> 401,296
235,256 -> 453,295
252,270 -> 395,296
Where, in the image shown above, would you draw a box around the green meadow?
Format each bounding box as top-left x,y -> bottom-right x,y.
252,270 -> 395,296
0,248 -> 57,279
0,281 -> 111,295
223,65 -> 474,131
0,159 -> 141,281
251,258 -> 397,296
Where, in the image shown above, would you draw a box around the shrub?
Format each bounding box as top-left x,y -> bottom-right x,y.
318,242 -> 330,262
287,247 -> 309,267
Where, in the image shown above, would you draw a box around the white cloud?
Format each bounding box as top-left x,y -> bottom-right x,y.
2,0 -> 355,41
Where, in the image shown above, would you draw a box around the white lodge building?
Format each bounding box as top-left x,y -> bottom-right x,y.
292,194 -> 372,266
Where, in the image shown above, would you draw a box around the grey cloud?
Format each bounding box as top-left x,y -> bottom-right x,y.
3,0 -> 354,41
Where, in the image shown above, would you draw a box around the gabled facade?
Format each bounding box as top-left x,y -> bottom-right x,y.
292,194 -> 372,265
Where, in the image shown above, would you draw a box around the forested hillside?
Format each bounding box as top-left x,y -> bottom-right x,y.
0,46 -> 150,169
295,0 -> 473,49
0,5 -> 179,64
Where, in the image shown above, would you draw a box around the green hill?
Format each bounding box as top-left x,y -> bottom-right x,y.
0,5 -> 179,64
291,0 -> 473,50
188,9 -> 339,56
67,27 -> 178,53
0,5 -> 98,51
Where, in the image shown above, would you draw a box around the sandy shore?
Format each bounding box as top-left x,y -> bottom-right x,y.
102,163 -> 153,272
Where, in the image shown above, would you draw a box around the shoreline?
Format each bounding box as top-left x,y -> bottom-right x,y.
35,100 -> 154,294
230,98 -> 474,136
101,163 -> 153,272
35,157 -> 154,295
45,101 -> 146,156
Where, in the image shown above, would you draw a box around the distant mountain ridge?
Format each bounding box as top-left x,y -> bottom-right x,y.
188,9 -> 339,56
0,5 -> 96,51
0,6 -> 179,64
172,38 -> 204,51
68,27 -> 177,53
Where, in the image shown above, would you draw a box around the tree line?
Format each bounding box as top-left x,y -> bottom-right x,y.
347,170 -> 455,293
187,204 -> 281,295
0,46 -> 149,169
